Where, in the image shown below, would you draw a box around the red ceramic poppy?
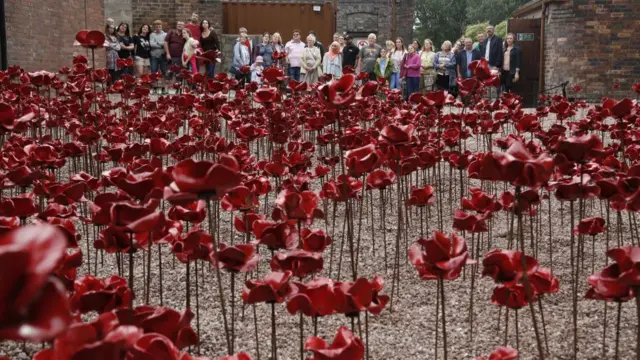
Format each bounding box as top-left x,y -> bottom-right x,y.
75,30 -> 106,48
134,306 -> 198,349
242,271 -> 294,304
70,275 -> 133,314
553,134 -> 607,163
529,267 -> 559,295
127,333 -> 182,360
212,243 -> 259,273
406,185 -> 436,207
317,74 -> 356,108
345,144 -> 383,177
262,67 -> 285,84
171,155 -> 242,199
476,346 -> 518,360
491,284 -> 533,309
453,209 -> 489,233
365,169 -> 396,190
409,231 -> 469,280
305,326 -> 364,360
573,217 -> 606,236
168,200 -> 206,223
274,189 -> 323,222
253,87 -> 280,104
110,201 -> 163,234
300,228 -> 332,253
482,249 -> 538,287
234,211 -> 264,234
252,220 -> 298,250
585,263 -> 634,301
221,186 -> 259,212
0,224 -> 71,341
270,249 -> 323,279
379,124 -> 414,145
462,188 -> 502,213
287,277 -> 336,317
172,228 -> 213,262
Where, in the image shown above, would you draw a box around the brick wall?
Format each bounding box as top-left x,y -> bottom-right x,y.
5,0 -> 105,72
544,0 -> 640,102
130,0 -> 222,35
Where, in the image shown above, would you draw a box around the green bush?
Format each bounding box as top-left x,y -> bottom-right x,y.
495,20 -> 507,39
464,20 -> 508,41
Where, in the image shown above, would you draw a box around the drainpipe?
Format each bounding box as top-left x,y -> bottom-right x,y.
538,1 -> 547,96
0,0 -> 7,70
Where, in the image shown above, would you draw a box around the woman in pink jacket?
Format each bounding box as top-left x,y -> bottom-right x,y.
403,44 -> 421,100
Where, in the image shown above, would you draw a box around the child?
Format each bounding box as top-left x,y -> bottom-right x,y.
251,56 -> 264,84
374,49 -> 392,84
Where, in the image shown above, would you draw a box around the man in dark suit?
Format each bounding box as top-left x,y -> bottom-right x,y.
457,37 -> 482,79
479,25 -> 503,70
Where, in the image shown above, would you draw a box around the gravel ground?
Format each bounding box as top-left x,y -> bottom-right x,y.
1,106 -> 638,360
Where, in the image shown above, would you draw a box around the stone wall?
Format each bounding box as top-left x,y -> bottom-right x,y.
544,0 -> 640,102
336,0 -> 414,45
5,0 -> 105,71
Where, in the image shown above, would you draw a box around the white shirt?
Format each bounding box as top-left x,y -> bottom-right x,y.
485,37 -> 491,61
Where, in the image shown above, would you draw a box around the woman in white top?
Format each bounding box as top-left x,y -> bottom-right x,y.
323,41 -> 343,79
181,28 -> 199,73
389,38 -> 406,90
301,34 -> 322,85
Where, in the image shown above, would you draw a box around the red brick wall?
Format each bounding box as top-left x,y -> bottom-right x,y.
131,0 -> 222,35
544,0 -> 640,102
5,0 -> 105,72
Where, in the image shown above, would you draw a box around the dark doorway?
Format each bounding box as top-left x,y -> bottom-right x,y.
507,18 -> 541,108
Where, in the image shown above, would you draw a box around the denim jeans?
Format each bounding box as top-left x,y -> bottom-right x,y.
288,66 -> 301,82
389,72 -> 401,89
206,63 -> 216,78
405,76 -> 420,100
150,56 -> 167,76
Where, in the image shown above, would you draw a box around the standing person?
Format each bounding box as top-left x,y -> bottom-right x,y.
251,56 -> 264,84
385,40 -> 394,55
375,48 -> 392,84
308,31 -> 325,59
253,32 -> 274,67
164,21 -> 186,70
420,39 -> 436,92
338,34 -> 345,52
473,33 -> 486,51
323,41 -> 343,79
411,39 -> 421,53
105,24 -> 121,84
341,34 -> 359,69
184,13 -> 201,42
301,34 -> 322,86
285,29 -> 305,82
403,44 -> 421,99
434,40 -> 457,92
117,23 -> 134,76
231,32 -> 251,84
181,29 -> 199,73
357,33 -> 382,81
501,33 -> 522,93
149,20 -> 167,94
271,32 -> 285,69
200,19 -> 220,77
389,38 -> 406,90
133,24 -> 151,77
106,18 -> 115,28
456,37 -> 481,80
479,25 -> 503,70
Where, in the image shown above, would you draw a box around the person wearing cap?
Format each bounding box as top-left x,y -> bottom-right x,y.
342,34 -> 359,69
251,56 -> 265,84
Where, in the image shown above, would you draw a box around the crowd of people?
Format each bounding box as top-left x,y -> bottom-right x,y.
103,16 -> 522,98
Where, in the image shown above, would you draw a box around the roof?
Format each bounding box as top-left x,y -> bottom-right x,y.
512,0 -> 569,17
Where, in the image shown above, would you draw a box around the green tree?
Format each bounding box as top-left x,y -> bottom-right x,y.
465,0 -> 530,25
414,0 -> 468,49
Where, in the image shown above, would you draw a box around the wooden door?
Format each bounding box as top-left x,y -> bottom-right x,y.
507,18 -> 541,108
223,2 -> 335,47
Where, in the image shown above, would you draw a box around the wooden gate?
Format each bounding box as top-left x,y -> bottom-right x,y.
507,18 -> 541,108
223,2 -> 335,47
